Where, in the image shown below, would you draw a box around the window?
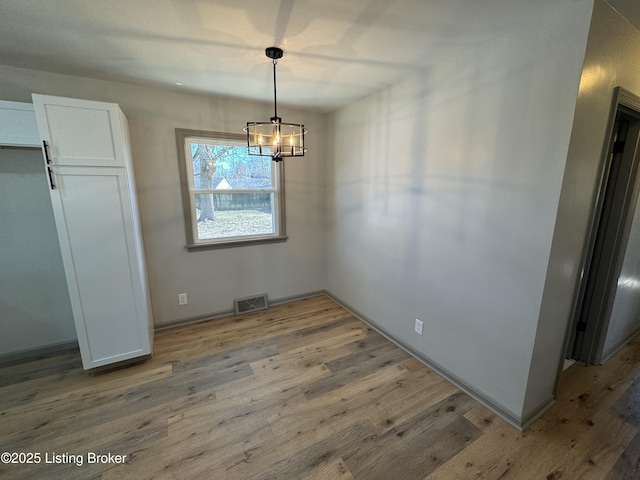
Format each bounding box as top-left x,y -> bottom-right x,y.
175,129 -> 286,249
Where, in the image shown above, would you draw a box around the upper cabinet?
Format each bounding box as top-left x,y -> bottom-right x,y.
32,95 -> 126,167
0,101 -> 40,147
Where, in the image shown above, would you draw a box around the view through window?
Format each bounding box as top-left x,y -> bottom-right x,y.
176,130 -> 285,247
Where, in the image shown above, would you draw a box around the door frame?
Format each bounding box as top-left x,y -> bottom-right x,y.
565,87 -> 640,364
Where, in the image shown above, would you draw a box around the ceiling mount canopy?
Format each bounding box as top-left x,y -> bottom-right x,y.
265,46 -> 283,61
244,47 -> 307,162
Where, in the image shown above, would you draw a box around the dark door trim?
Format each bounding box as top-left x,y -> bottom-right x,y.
567,87 -> 640,364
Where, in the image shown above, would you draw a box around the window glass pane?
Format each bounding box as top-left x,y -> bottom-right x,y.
189,142 -> 272,190
195,192 -> 274,240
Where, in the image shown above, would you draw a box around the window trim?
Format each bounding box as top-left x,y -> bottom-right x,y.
175,128 -> 287,250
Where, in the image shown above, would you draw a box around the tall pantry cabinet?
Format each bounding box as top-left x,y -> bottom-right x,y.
32,94 -> 153,369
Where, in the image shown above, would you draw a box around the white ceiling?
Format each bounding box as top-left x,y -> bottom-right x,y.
0,0 -> 637,112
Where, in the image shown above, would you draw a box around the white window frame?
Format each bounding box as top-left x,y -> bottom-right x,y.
175,129 -> 286,250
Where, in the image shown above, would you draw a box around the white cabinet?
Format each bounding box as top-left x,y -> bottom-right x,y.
0,100 -> 40,147
33,96 -> 127,167
32,94 -> 153,369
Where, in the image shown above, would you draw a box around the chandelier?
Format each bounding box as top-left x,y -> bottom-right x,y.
244,47 -> 307,162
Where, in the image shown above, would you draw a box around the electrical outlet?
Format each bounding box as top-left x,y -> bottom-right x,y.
414,319 -> 424,335
178,293 -> 188,306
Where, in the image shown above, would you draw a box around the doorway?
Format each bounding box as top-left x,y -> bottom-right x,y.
568,88 -> 640,364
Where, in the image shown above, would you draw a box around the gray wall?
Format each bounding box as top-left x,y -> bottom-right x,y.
538,0 -> 640,373
0,148 -> 76,356
325,0 -> 593,422
0,66 -> 326,327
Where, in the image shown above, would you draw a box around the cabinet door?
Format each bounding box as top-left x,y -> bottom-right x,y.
0,101 -> 40,147
32,94 -> 126,167
50,166 -> 151,368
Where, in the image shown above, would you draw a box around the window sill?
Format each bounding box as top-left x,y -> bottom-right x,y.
186,235 -> 288,251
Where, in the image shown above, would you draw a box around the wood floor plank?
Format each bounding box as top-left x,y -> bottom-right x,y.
344,327 -> 393,353
0,363 -> 173,443
32,360 -> 174,402
275,315 -> 362,353
0,384 -> 39,410
0,354 -> 83,388
605,430 -> 640,480
102,379 -> 307,479
102,410 -> 273,480
152,296 -> 347,363
215,362 -> 330,403
0,361 -> 248,451
344,393 -> 482,480
1,406 -> 168,480
251,318 -> 370,377
226,421 -> 378,480
223,364 -> 420,477
304,337 -> 410,400
171,342 -> 279,374
302,458 -> 354,480
267,362 -> 416,440
426,382 -> 638,480
0,349 -> 81,383
463,403 -> 499,432
0,350 -> 87,409
366,365 -> 460,432
2,295 -> 640,480
610,378 -> 640,427
251,344 -> 353,380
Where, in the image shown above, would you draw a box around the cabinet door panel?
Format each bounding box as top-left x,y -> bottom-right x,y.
32,94 -> 124,167
53,167 -> 149,367
0,101 -> 40,147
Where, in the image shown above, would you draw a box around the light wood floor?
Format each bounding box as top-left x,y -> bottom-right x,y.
1,295 -> 640,479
